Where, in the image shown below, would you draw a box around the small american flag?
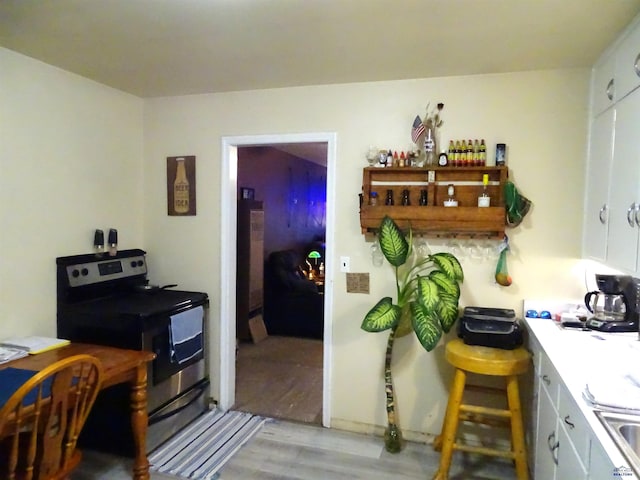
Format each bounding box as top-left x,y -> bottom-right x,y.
411,115 -> 425,143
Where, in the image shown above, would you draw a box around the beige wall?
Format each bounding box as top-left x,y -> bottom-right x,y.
0,48 -> 143,338
143,69 -> 591,437
2,46 -> 591,439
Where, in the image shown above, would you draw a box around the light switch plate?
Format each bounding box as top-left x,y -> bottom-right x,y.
340,256 -> 350,272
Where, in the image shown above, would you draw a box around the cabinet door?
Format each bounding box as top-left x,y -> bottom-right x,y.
592,52 -> 617,116
535,386 -> 558,480
583,108 -> 615,262
615,21 -> 640,101
588,437 -> 617,480
607,87 -> 640,273
556,424 -> 588,480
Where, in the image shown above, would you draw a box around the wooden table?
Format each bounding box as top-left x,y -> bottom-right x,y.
1,343 -> 156,480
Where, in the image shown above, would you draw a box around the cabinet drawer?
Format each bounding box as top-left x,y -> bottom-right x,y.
558,385 -> 590,465
539,351 -> 561,406
616,21 -> 640,101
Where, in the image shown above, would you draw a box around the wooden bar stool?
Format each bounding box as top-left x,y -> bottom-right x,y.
433,338 -> 531,480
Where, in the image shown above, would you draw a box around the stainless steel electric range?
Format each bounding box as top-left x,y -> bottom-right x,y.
56,249 -> 210,455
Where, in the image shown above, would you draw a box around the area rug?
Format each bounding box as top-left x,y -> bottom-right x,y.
149,409 -> 267,480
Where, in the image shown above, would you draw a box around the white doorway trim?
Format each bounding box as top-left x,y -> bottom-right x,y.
220,132 -> 336,428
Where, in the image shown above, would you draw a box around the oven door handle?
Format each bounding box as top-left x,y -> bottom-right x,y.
148,380 -> 209,425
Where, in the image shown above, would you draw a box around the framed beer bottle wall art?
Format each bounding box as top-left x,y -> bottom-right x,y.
167,155 -> 196,216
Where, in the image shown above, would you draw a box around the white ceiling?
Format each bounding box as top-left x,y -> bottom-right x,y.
2,0 -> 639,99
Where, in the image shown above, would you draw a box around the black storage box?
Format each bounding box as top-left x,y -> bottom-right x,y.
457,306 -> 523,350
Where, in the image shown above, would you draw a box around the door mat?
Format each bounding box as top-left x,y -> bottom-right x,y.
149,409 -> 267,480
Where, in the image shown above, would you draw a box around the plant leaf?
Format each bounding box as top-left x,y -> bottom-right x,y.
416,276 -> 439,312
362,297 -> 401,332
410,301 -> 442,352
430,252 -> 464,281
429,270 -> 460,301
437,292 -> 460,333
378,216 -> 409,267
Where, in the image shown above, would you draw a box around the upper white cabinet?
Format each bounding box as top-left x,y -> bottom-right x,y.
584,15 -> 640,273
606,86 -> 640,273
615,23 -> 640,100
582,108 -> 614,262
591,53 -> 616,116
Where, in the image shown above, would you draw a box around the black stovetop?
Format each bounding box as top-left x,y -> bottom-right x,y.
60,289 -> 208,319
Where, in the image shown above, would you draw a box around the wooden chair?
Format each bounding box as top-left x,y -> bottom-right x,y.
0,354 -> 103,480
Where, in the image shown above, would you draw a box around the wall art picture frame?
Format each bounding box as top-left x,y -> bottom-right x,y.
167,155 -> 196,216
240,187 -> 255,200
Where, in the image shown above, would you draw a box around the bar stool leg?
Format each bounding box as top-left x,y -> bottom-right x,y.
433,368 -> 466,480
506,375 -> 529,480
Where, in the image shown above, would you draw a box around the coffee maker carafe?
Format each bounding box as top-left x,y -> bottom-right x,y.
584,274 -> 639,332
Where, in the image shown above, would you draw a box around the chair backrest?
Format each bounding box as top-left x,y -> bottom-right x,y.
0,354 -> 103,480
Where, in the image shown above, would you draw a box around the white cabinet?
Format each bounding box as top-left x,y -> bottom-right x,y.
589,437 -> 617,479
529,345 -> 594,480
583,16 -> 640,272
615,22 -> 640,101
556,424 -> 588,480
535,385 -> 559,479
526,319 -> 638,480
605,87 -> 640,273
592,52 -> 617,116
583,107 -> 615,262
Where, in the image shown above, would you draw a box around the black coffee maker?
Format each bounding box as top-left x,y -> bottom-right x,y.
584,274 -> 640,332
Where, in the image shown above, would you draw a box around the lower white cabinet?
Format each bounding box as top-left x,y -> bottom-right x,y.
535,385 -> 559,479
530,344 -> 602,479
556,424 -> 588,480
588,438 -> 617,480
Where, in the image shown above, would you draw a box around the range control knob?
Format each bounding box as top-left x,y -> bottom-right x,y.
137,260 -> 144,267
81,268 -> 89,276
71,269 -> 80,278
131,261 -> 137,268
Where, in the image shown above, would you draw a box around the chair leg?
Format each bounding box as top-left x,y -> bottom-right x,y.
506,375 -> 529,480
433,368 -> 466,480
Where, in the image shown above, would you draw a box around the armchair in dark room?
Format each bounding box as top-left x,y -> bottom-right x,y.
263,249 -> 324,339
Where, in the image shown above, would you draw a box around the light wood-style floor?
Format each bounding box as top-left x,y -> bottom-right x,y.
73,336 -> 518,479
74,419 -> 518,479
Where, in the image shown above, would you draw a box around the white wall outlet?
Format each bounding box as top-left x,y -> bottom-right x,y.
340,256 -> 351,273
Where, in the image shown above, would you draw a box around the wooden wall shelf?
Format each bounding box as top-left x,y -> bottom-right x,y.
360,166 -> 508,238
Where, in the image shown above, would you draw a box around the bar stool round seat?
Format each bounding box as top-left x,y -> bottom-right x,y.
433,338 -> 531,480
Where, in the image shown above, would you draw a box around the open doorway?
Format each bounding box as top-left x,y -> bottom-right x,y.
234,144 -> 326,424
219,133 -> 336,428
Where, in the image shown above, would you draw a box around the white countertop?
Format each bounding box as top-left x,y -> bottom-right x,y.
525,316 -> 640,476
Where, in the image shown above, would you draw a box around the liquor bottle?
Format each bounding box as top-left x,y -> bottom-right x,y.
385,189 -> 394,205
448,140 -> 455,164
459,140 -> 467,167
473,139 -> 480,166
453,141 -> 461,167
465,140 -> 473,167
479,139 -> 487,166
419,189 -> 428,206
174,157 -> 190,214
401,189 -> 410,206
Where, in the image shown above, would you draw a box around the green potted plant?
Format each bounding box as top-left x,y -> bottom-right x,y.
361,216 -> 464,453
